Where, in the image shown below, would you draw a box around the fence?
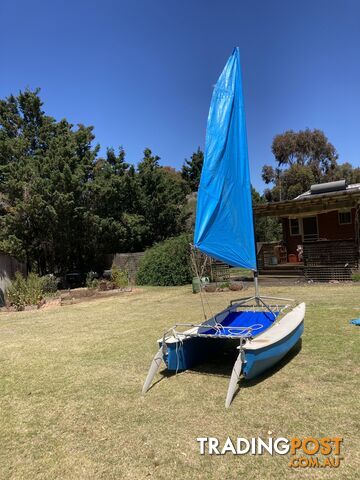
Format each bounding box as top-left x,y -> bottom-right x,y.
0,252 -> 27,306
303,240 -> 359,281
103,252 -> 145,284
257,242 -> 288,269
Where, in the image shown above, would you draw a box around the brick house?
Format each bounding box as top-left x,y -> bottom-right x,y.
254,180 -> 360,281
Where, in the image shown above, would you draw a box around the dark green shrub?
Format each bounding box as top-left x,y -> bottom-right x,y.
6,272 -> 27,310
136,234 -> 192,286
7,272 -> 44,310
27,273 -> 44,304
41,274 -> 59,294
86,271 -> 99,289
111,266 -> 129,289
352,272 -> 360,282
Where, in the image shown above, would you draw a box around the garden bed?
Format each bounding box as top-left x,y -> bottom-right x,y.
0,286 -> 137,312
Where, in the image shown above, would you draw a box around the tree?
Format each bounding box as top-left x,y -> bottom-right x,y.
137,148 -> 188,246
84,148 -> 189,255
252,188 -> 282,242
331,162 -> 360,184
181,148 -> 204,192
263,164 -> 316,202
0,90 -> 191,274
85,147 -> 148,255
0,89 -> 100,273
271,128 -> 338,174
263,129 -> 342,201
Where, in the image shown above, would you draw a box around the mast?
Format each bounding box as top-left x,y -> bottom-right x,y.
252,202 -> 260,301
254,271 -> 260,300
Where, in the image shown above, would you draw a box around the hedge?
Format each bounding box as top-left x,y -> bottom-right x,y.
136,234 -> 192,286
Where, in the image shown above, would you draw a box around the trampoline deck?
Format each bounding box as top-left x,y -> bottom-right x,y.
199,310 -> 279,337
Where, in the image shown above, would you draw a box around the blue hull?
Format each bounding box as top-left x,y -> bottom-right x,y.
243,320 -> 304,379
162,310 -> 276,372
163,318 -> 304,380
161,337 -> 209,371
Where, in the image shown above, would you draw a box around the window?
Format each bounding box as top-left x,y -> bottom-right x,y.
290,218 -> 300,236
338,210 -> 352,225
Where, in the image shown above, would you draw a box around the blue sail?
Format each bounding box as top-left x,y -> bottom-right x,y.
194,48 -> 257,270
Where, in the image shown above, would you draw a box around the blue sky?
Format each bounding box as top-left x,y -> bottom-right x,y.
1,0 -> 359,191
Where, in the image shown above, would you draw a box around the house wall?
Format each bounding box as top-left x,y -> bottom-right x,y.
282,218 -> 302,257
282,207 -> 357,258
317,208 -> 356,240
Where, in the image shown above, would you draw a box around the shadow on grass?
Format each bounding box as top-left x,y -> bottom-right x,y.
147,369 -> 176,391
190,338 -> 302,381
146,339 -> 302,399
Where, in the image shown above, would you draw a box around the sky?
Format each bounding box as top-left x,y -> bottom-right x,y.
1,0 -> 360,191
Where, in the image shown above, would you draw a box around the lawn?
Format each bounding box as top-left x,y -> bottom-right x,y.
0,283 -> 359,479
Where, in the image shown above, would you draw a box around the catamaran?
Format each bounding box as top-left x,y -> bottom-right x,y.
142,48 -> 305,408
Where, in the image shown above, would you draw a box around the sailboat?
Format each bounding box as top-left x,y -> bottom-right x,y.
142,48 -> 305,408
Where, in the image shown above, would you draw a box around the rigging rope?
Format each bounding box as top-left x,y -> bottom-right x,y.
190,245 -> 211,320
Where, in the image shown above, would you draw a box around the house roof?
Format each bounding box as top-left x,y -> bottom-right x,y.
295,182 -> 360,200
254,182 -> 360,217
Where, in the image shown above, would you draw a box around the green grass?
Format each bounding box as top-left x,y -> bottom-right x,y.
0,284 -> 359,479
229,267 -> 253,278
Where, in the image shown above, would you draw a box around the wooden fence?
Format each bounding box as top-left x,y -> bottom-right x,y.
303,240 -> 359,281
0,252 -> 26,306
104,252 -> 145,283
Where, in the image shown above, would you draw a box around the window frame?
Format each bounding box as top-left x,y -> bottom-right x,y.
338,210 -> 352,225
289,218 -> 301,236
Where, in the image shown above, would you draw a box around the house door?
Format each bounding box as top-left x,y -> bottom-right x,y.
302,216 -> 318,242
